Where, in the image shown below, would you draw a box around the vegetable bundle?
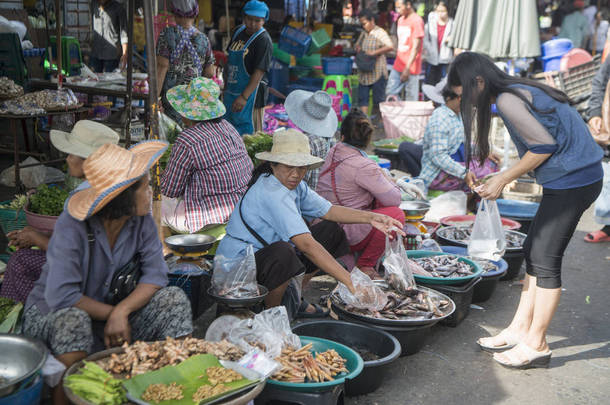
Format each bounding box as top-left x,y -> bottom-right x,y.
29,184 -> 69,216
243,132 -> 273,166
64,361 -> 127,405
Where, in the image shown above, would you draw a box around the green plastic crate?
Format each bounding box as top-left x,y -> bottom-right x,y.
44,36 -> 83,77
0,201 -> 27,234
273,43 -> 291,65
296,53 -> 321,67
308,29 -> 331,55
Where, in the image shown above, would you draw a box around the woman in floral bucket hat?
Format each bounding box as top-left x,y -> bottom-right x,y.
161,77 -> 253,239
216,128 -> 405,318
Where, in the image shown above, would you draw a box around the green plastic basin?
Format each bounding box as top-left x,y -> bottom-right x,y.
406,250 -> 483,285
267,336 -> 364,393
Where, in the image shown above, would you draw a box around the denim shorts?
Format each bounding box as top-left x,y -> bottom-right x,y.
358,76 -> 387,107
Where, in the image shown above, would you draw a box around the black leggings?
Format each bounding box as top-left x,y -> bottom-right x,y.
524,180 -> 603,289
254,221 -> 349,291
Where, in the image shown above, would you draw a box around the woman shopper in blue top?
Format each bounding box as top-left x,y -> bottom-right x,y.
448,52 -> 603,369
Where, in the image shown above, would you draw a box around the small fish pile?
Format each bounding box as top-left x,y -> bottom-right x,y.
344,286 -> 450,321
272,344 -> 349,383
203,367 -> 243,385
193,383 -> 231,402
102,338 -> 244,378
440,226 -> 525,248
465,257 -> 498,273
414,255 -> 475,278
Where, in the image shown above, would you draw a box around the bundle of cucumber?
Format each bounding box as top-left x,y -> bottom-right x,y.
64,362 -> 126,405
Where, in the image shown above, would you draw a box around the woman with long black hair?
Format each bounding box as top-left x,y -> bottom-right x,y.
447,52 -> 603,369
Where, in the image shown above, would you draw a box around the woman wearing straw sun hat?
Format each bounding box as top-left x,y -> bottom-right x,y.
161,77 -> 253,237
23,141 -> 193,403
216,129 -> 404,317
285,89 -> 338,190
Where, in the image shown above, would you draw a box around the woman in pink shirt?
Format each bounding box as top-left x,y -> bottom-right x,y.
317,110 -> 405,278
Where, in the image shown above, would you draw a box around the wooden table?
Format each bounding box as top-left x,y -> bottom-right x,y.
0,107 -> 89,191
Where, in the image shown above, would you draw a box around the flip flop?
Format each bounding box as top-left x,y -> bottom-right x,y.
477,329 -> 521,353
493,343 -> 552,369
584,230 -> 610,243
296,300 -> 329,319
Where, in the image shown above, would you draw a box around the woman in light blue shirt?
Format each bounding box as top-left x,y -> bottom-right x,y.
216,129 -> 403,317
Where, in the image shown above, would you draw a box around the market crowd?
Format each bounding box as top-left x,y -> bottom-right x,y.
0,1 -> 609,403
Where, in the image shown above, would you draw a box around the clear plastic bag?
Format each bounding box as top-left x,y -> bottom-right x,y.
382,234 -> 416,294
158,112 -> 181,143
228,307 -> 300,359
212,245 -> 259,298
468,199 -> 507,261
336,268 -> 388,312
425,190 -> 467,222
420,238 -> 442,252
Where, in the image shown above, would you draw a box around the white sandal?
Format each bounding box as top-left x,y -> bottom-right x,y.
477,329 -> 521,353
493,343 -> 552,369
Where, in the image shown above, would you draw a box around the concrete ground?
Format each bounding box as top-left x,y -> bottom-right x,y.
1,149 -> 609,405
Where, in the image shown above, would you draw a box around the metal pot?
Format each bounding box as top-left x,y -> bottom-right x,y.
399,200 -> 431,217
0,334 -> 47,398
165,234 -> 216,254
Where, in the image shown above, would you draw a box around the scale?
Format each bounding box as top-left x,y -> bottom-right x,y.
400,200 -> 432,249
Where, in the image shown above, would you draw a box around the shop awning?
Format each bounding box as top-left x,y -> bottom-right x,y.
448,0 -> 541,59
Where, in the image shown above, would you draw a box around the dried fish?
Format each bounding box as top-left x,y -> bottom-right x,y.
204,367 -> 244,385
271,346 -> 348,383
192,384 -> 230,402
142,382 -> 184,403
413,255 -> 475,278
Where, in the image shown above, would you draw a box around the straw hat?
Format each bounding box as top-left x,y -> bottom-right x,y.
50,120 -> 120,158
255,129 -> 325,169
166,77 -> 226,122
67,140 -> 168,221
285,90 -> 338,138
422,77 -> 448,105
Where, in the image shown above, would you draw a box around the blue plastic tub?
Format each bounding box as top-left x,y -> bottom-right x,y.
543,55 -> 563,72
322,57 -> 353,75
495,199 -> 539,219
0,374 -> 43,405
542,38 -> 573,58
269,59 -> 289,104
279,26 -> 311,58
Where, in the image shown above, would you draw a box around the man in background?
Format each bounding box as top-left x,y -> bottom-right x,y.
91,0 -> 128,72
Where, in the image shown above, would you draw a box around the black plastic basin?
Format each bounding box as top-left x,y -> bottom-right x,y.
501,250 -> 525,281
292,320 -> 401,397
472,271 -> 507,303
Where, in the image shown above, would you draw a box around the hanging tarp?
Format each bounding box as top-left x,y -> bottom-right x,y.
448,0 -> 541,59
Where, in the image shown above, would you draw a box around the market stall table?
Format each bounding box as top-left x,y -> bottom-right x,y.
0,107 -> 89,191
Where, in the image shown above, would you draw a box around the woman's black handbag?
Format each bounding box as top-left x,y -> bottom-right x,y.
355,51 -> 376,72
85,221 -> 142,305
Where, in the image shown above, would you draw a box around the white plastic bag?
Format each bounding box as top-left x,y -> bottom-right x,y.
336,268 -> 388,312
0,157 -> 47,188
158,112 -> 181,142
467,199 -> 506,261
228,307 -> 300,359
382,234 -> 416,294
424,190 -> 467,222
212,245 -> 259,297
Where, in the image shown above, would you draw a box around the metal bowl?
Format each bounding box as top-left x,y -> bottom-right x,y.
207,285 -> 269,308
165,234 -> 217,254
0,334 -> 47,397
399,200 -> 431,217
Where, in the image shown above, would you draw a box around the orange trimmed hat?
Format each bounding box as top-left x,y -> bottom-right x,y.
67,140 -> 168,221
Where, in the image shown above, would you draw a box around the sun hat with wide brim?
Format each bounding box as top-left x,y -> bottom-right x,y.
285,90 -> 338,138
50,120 -> 120,158
255,129 -> 325,169
166,77 -> 226,122
422,77 -> 448,105
67,140 -> 168,221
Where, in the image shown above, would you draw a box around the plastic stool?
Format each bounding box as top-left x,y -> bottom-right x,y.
255,384 -> 344,405
323,75 -> 352,121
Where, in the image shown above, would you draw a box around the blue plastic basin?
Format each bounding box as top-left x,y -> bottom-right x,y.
495,199 -> 539,219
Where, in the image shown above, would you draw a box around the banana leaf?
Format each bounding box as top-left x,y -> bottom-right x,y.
0,302 -> 23,333
122,354 -> 256,405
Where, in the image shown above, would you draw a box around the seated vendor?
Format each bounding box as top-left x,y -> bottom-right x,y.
0,121 -> 119,303
285,90 -> 338,190
160,77 -> 253,235
215,129 -> 403,317
398,77 -> 499,192
22,142 -> 192,405
317,109 -> 405,279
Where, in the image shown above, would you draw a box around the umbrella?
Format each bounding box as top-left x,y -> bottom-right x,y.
448,0 -> 541,58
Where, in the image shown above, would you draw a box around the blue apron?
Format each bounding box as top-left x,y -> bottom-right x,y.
224,25 -> 266,135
